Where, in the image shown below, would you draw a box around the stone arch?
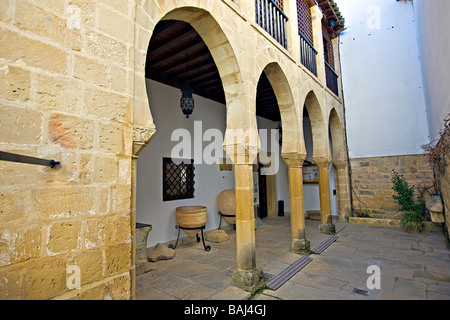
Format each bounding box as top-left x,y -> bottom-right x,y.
303,90 -> 330,162
328,107 -> 346,163
328,107 -> 351,219
134,4 -> 250,154
260,62 -> 303,155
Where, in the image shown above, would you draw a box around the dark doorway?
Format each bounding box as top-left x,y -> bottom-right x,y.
258,164 -> 268,219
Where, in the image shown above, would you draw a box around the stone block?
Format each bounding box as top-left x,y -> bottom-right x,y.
68,0 -> 96,27
84,31 -> 128,65
107,65 -> 128,92
83,218 -> 111,248
0,65 -> 30,101
36,74 -> 80,113
98,6 -> 133,43
67,248 -> 104,285
73,54 -> 107,85
0,226 -> 41,266
47,221 -> 82,254
0,29 -> 68,74
93,155 -> 117,183
97,121 -> 124,154
111,185 -> 131,215
0,266 -> 22,299
0,105 -> 41,145
15,1 -> 65,43
84,88 -> 131,122
0,190 -> 29,223
24,255 -> 67,299
32,187 -> 96,219
49,113 -> 94,150
105,243 -> 131,276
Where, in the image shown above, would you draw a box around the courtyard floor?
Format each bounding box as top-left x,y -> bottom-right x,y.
135,216 -> 450,300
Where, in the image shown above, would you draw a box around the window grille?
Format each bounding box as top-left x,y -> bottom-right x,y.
162,157 -> 195,201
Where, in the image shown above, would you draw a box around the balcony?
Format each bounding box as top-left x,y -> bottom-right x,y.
255,0 -> 288,49
299,31 -> 317,76
325,61 -> 339,96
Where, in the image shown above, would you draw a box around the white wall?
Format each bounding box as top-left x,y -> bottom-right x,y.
303,117 -> 338,216
137,80 -> 234,247
336,0 -> 430,158
413,0 -> 450,142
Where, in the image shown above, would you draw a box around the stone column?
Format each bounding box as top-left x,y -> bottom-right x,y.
225,143 -> 264,294
333,159 -> 352,220
332,37 -> 342,98
311,5 -> 326,85
282,153 -> 310,255
315,157 -> 335,234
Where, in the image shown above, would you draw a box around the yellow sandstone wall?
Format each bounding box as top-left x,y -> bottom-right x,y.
350,154 -> 434,217
0,0 -> 134,299
0,0 -> 349,299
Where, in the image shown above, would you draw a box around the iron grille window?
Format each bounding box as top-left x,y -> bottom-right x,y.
162,157 -> 195,201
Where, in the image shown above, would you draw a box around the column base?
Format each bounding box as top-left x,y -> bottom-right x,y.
232,268 -> 265,294
319,223 -> 336,235
291,239 -> 311,255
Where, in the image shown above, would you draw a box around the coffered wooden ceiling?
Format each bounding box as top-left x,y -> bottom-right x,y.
145,20 -> 281,122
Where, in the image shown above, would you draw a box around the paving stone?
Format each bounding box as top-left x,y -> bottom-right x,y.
135,217 -> 450,300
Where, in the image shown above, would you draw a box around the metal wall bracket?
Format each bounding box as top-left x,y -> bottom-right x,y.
0,151 -> 60,168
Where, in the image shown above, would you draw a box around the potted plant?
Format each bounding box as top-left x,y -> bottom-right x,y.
391,170 -> 425,233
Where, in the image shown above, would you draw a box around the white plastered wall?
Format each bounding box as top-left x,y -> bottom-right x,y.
336,0 -> 430,158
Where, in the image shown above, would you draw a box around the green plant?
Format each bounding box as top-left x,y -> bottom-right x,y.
391,170 -> 423,213
391,170 -> 424,232
400,211 -> 424,232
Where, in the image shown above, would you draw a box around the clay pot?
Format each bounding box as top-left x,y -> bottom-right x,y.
176,206 -> 208,237
217,189 -> 236,224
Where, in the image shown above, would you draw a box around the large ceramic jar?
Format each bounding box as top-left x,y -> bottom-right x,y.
176,206 -> 208,237
217,189 -> 236,224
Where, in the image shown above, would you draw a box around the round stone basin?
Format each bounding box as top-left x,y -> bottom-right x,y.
176,206 -> 207,237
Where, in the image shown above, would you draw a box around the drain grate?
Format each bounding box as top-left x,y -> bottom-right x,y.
351,287 -> 369,296
265,256 -> 313,291
311,235 -> 339,254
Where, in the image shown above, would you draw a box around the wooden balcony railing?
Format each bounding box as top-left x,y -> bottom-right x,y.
255,0 -> 288,49
325,61 -> 339,96
299,31 -> 317,76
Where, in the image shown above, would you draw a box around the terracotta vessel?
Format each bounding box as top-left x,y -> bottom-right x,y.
176,206 -> 208,237
217,189 -> 236,224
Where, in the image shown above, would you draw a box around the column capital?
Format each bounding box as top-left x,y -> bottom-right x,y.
282,152 -> 307,168
133,126 -> 156,157
223,127 -> 260,165
223,143 -> 259,165
314,156 -> 332,169
333,159 -> 347,170
310,4 -> 324,20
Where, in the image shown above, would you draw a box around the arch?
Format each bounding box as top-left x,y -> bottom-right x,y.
328,108 -> 346,163
303,90 -> 330,161
134,5 -> 251,152
161,8 -> 248,131
260,62 -> 303,155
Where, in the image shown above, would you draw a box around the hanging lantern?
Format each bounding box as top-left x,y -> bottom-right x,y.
180,87 -> 194,118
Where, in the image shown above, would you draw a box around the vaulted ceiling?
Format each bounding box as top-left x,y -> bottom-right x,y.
145,20 -> 281,122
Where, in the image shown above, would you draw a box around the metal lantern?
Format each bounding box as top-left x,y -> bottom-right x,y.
180,88 -> 194,118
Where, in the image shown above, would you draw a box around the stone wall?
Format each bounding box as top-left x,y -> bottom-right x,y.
0,0 -> 134,299
349,154 -> 434,218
